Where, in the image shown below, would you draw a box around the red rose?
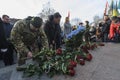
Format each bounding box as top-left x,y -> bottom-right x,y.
82,48 -> 89,53
77,55 -> 83,60
87,46 -> 91,50
70,61 -> 77,67
90,45 -> 94,50
68,65 -> 74,70
69,69 -> 75,76
86,53 -> 93,61
56,48 -> 62,55
81,46 -> 85,49
79,59 -> 85,65
81,45 -> 89,53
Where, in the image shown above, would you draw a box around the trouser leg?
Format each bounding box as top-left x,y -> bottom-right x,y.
0,51 -> 3,60
18,52 -> 26,66
103,33 -> 108,42
2,47 -> 13,66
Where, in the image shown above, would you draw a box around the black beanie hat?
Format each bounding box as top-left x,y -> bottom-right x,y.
48,15 -> 54,21
30,17 -> 43,28
53,12 -> 61,18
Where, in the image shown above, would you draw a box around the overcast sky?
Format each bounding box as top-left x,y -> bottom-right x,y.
0,0 -> 118,22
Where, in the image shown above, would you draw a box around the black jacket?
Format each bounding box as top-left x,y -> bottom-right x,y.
102,19 -> 111,34
0,18 -> 8,49
3,22 -> 13,39
44,20 -> 62,49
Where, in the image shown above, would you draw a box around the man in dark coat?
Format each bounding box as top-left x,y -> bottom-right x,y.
102,15 -> 111,42
0,18 -> 10,65
44,12 -> 62,49
2,15 -> 13,38
0,18 -> 7,49
1,15 -> 14,66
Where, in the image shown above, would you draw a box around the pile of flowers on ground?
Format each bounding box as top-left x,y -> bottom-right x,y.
17,28 -> 105,78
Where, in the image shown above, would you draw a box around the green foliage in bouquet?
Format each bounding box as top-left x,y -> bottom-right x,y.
65,31 -> 85,51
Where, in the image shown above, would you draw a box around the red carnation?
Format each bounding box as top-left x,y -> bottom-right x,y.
85,53 -> 93,61
77,55 -> 83,60
79,59 -> 85,65
87,46 -> 91,50
69,69 -> 75,76
81,46 -> 86,49
68,65 -> 74,70
56,48 -> 62,55
82,48 -> 89,53
70,61 -> 77,67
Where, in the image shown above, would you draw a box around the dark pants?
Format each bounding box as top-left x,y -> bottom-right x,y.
52,42 -> 61,50
0,53 -> 3,60
102,33 -> 108,42
0,43 -> 14,66
114,33 -> 120,43
49,36 -> 62,50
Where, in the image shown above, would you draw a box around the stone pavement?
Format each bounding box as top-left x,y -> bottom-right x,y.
0,43 -> 120,80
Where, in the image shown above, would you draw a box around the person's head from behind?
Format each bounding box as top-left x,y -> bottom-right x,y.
30,17 -> 43,32
85,20 -> 89,25
116,17 -> 120,23
99,22 -> 103,27
104,15 -> 109,21
79,22 -> 83,26
72,25 -> 77,30
53,12 -> 61,24
111,16 -> 118,24
48,15 -> 54,21
65,17 -> 69,23
91,23 -> 95,28
26,16 -> 33,21
2,15 -> 10,23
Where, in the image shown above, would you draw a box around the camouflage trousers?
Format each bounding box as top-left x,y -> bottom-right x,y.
18,46 -> 40,66
18,52 -> 27,66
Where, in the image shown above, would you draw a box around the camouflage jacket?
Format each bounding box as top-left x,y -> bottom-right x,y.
11,19 -> 48,54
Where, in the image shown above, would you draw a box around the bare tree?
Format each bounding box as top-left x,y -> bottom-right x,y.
93,15 -> 102,27
38,1 -> 55,21
93,15 -> 100,23
71,18 -> 81,26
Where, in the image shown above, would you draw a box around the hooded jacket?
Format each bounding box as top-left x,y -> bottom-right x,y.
102,19 -> 111,34
44,15 -> 62,49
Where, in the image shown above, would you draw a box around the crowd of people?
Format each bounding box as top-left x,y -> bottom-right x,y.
0,13 -> 120,67
0,13 -> 63,66
89,15 -> 120,43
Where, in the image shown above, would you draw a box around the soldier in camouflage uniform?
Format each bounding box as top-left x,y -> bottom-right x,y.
11,17 -> 48,65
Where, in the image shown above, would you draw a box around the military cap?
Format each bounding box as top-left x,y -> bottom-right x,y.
30,17 -> 43,28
